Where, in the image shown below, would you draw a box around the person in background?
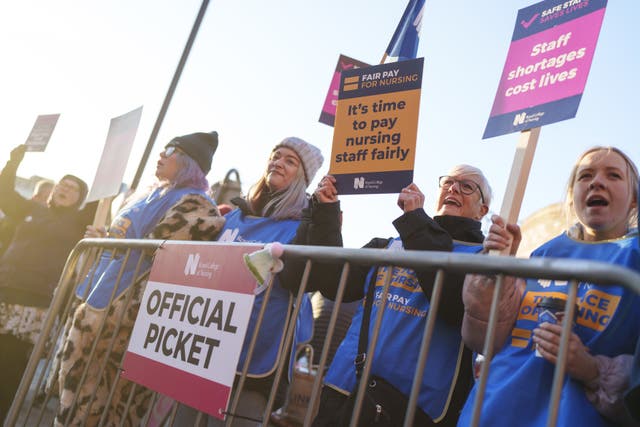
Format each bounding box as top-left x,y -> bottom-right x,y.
281,164 -> 492,426
0,178 -> 54,257
459,146 -> 639,426
31,179 -> 55,205
54,131 -> 225,426
0,145 -> 90,422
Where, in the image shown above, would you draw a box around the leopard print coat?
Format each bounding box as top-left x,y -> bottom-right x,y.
0,302 -> 48,345
54,194 -> 224,427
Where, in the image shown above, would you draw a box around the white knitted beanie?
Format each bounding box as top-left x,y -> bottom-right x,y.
273,137 -> 324,185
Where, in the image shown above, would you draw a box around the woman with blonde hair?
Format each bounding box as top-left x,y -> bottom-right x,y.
459,146 -> 639,426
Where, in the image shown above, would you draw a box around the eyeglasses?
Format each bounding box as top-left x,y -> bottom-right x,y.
57,180 -> 80,193
438,175 -> 485,203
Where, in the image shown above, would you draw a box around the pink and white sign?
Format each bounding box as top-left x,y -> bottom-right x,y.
484,0 -> 607,138
122,242 -> 259,419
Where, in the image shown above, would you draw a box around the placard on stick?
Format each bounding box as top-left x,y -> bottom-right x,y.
485,0 -> 607,255
86,106 -> 143,203
329,58 -> 423,195
24,114 -> 60,152
483,0 -> 607,138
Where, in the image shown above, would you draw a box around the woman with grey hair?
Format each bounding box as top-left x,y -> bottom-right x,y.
236,137 -> 322,220
281,163 -> 492,426
208,136 -> 324,426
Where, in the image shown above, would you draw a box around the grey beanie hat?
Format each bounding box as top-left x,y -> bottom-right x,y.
166,131 -> 218,174
273,137 -> 324,185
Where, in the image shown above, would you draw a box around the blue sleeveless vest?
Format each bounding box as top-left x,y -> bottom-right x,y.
325,238 -> 482,419
458,232 -> 640,427
77,187 -> 209,309
218,208 -> 313,377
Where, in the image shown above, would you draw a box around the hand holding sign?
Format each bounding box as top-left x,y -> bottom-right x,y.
9,144 -> 27,163
482,214 -> 522,256
84,225 -> 108,239
397,182 -> 425,213
314,175 -> 338,203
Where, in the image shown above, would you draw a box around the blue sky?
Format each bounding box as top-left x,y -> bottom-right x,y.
0,1 -> 637,246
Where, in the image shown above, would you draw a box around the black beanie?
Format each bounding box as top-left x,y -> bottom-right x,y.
60,174 -> 88,208
166,131 -> 218,174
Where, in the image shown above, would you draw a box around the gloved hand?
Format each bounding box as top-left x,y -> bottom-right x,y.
9,144 -> 27,163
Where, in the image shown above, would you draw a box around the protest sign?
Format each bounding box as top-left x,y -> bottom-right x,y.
86,106 -> 143,203
484,0 -> 607,138
319,54 -> 369,127
329,57 -> 423,195
122,242 -> 257,419
24,114 -> 60,152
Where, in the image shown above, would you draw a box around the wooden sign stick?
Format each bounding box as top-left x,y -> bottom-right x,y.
92,196 -> 114,228
493,127 -> 541,255
500,127 -> 541,224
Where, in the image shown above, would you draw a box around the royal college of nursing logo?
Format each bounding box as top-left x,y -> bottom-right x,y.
354,177 -> 365,189
184,253 -> 220,279
513,112 -> 526,126
218,228 -> 239,243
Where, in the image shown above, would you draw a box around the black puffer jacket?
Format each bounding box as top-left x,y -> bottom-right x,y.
0,155 -> 93,308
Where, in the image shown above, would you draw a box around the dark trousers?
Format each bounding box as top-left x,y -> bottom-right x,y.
0,334 -> 32,422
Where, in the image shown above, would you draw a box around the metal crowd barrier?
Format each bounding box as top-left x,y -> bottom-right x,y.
5,239 -> 640,427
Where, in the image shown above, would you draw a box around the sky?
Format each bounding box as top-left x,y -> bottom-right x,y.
0,0 -> 638,247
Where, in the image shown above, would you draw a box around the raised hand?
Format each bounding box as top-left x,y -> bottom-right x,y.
397,183 -> 425,213
9,144 -> 27,163
314,175 -> 338,203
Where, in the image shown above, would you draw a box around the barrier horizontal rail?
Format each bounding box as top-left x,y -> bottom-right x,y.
77,238 -> 640,290
5,238 -> 639,427
282,244 -> 640,290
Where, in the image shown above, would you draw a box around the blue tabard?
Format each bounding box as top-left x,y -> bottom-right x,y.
324,238 -> 482,420
217,208 -> 313,377
458,231 -> 640,427
76,187 -> 209,309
